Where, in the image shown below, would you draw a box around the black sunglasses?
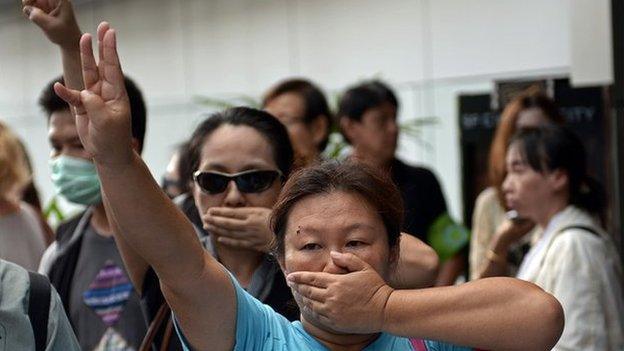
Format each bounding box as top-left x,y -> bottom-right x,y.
193,169 -> 283,194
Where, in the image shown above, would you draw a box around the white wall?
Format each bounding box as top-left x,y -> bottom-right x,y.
0,0 -> 595,222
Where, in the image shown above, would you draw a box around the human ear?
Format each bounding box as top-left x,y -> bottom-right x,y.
549,169 -> 569,193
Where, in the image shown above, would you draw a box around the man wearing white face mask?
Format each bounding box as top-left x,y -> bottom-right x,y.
36,75 -> 149,351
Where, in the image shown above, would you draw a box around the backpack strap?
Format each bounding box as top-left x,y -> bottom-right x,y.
557,225 -> 600,237
27,271 -> 51,351
537,224 -> 602,270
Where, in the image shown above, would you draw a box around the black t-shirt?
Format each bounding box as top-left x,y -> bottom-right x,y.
390,159 -> 448,242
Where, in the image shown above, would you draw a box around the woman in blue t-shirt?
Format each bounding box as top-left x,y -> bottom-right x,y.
54,22 -> 565,351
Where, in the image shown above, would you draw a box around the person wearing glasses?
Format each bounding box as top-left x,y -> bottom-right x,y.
128,106 -> 299,351
130,103 -> 443,350
54,23 -> 565,351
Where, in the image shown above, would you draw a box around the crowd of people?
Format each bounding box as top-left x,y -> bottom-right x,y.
0,0 -> 622,350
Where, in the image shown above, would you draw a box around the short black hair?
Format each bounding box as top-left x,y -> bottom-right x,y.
39,75 -> 147,153
263,78 -> 333,152
186,107 -> 294,184
337,79 -> 398,123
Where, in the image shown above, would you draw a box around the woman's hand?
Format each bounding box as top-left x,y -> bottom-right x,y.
476,218 -> 535,279
493,218 -> 534,250
286,251 -> 394,334
53,22 -> 134,166
22,0 -> 81,49
202,207 -> 275,252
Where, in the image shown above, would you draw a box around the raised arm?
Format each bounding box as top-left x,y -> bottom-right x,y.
23,0 -> 83,90
288,251 -> 564,351
53,24 -> 236,351
101,192 -> 150,293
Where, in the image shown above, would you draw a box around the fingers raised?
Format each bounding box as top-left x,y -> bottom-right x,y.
97,22 -> 109,59
101,29 -> 126,97
96,22 -> 110,79
80,33 -> 99,89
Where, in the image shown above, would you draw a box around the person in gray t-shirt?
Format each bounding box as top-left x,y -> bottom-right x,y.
0,259 -> 80,350
69,225 -> 147,350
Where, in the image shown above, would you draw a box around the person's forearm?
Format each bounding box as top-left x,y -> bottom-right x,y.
382,277 -> 564,351
95,152 -> 208,288
60,45 -> 84,91
102,193 -> 150,294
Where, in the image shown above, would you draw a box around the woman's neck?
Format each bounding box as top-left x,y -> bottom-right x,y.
213,240 -> 263,289
535,197 -> 569,229
301,316 -> 380,351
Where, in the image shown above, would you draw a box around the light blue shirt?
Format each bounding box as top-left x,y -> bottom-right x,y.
176,274 -> 473,351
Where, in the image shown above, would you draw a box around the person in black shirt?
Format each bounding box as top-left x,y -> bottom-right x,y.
338,80 -> 465,286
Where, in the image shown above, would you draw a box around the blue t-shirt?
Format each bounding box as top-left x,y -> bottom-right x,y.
176,275 -> 473,351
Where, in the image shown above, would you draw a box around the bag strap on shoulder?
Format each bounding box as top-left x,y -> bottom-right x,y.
27,271 -> 51,351
537,224 -> 602,269
557,225 -> 600,237
139,302 -> 174,351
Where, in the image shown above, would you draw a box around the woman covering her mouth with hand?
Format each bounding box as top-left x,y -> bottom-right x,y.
54,22 -> 565,351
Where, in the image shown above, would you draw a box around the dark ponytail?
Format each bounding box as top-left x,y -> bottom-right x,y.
509,126 -> 606,221
574,176 -> 607,223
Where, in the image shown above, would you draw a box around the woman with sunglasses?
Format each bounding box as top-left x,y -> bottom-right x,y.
54,23 -> 565,351
127,106 -> 300,351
